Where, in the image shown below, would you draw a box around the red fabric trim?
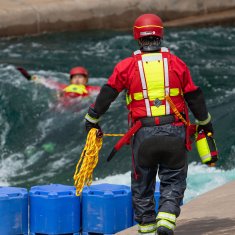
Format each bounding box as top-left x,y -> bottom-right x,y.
154,117 -> 160,125
114,120 -> 142,151
196,132 -> 206,141
131,146 -> 139,180
211,151 -> 218,156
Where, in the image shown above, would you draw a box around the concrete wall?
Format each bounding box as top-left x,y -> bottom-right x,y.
0,0 -> 235,37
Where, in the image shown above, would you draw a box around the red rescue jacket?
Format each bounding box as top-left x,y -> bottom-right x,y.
107,47 -> 198,122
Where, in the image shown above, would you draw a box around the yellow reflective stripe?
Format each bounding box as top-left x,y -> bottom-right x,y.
138,223 -> 157,233
130,88 -> 179,103
126,94 -> 132,105
63,84 -> 88,95
157,220 -> 175,230
157,212 -> 176,223
134,25 -> 163,29
170,88 -> 180,96
134,92 -> 143,100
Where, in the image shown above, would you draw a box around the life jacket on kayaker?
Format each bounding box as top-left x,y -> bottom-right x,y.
59,66 -> 100,99
28,66 -> 100,99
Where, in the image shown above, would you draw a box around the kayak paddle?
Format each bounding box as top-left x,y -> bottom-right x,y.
16,67 -> 32,80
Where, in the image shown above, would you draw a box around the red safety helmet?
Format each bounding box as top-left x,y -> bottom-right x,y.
133,14 -> 164,40
69,66 -> 88,78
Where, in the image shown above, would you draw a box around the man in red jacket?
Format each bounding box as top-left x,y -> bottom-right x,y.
85,14 -> 214,235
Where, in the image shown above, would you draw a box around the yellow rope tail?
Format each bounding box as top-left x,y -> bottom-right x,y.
73,129 -> 124,196
165,95 -> 189,126
103,133 -> 124,137
73,128 -> 103,196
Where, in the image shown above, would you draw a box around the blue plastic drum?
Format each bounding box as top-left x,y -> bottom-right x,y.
82,184 -> 132,235
29,184 -> 80,235
0,186 -> 28,235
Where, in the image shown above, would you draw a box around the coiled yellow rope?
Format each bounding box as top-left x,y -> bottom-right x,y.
73,128 -> 102,196
73,129 -> 124,196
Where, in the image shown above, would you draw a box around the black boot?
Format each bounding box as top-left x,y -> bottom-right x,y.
157,226 -> 174,235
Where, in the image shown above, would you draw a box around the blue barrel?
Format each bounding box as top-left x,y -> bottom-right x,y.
29,184 -> 80,235
82,184 -> 132,235
0,186 -> 28,235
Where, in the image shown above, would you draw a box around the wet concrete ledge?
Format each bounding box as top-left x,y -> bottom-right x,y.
116,180 -> 235,235
0,0 -> 235,37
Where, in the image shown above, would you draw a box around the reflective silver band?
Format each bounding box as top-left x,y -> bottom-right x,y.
85,113 -> 100,124
142,54 -> 162,62
134,50 -> 141,55
157,212 -> 176,223
138,223 -> 157,233
195,113 -> 211,125
161,47 -> 169,52
163,58 -> 170,114
157,220 -> 175,230
138,60 -> 151,116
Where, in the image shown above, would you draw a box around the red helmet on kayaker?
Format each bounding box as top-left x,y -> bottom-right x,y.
69,67 -> 88,78
133,14 -> 164,40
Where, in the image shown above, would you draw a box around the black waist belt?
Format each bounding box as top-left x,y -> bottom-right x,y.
139,114 -> 177,127
107,114 -> 179,162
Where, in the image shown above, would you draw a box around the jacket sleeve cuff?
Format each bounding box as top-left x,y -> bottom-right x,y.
85,107 -> 100,124
85,113 -> 100,124
195,113 -> 211,125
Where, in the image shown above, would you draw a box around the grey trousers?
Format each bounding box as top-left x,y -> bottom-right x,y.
131,124 -> 188,224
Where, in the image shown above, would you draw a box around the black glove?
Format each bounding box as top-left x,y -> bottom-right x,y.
85,106 -> 103,137
197,121 -> 214,135
85,120 -> 101,132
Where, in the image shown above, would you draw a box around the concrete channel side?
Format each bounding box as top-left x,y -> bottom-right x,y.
0,0 -> 235,37
116,180 -> 235,235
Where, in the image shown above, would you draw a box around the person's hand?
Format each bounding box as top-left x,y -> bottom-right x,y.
31,75 -> 39,81
31,75 -> 44,84
85,120 -> 103,138
197,121 -> 214,135
85,119 -> 101,132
